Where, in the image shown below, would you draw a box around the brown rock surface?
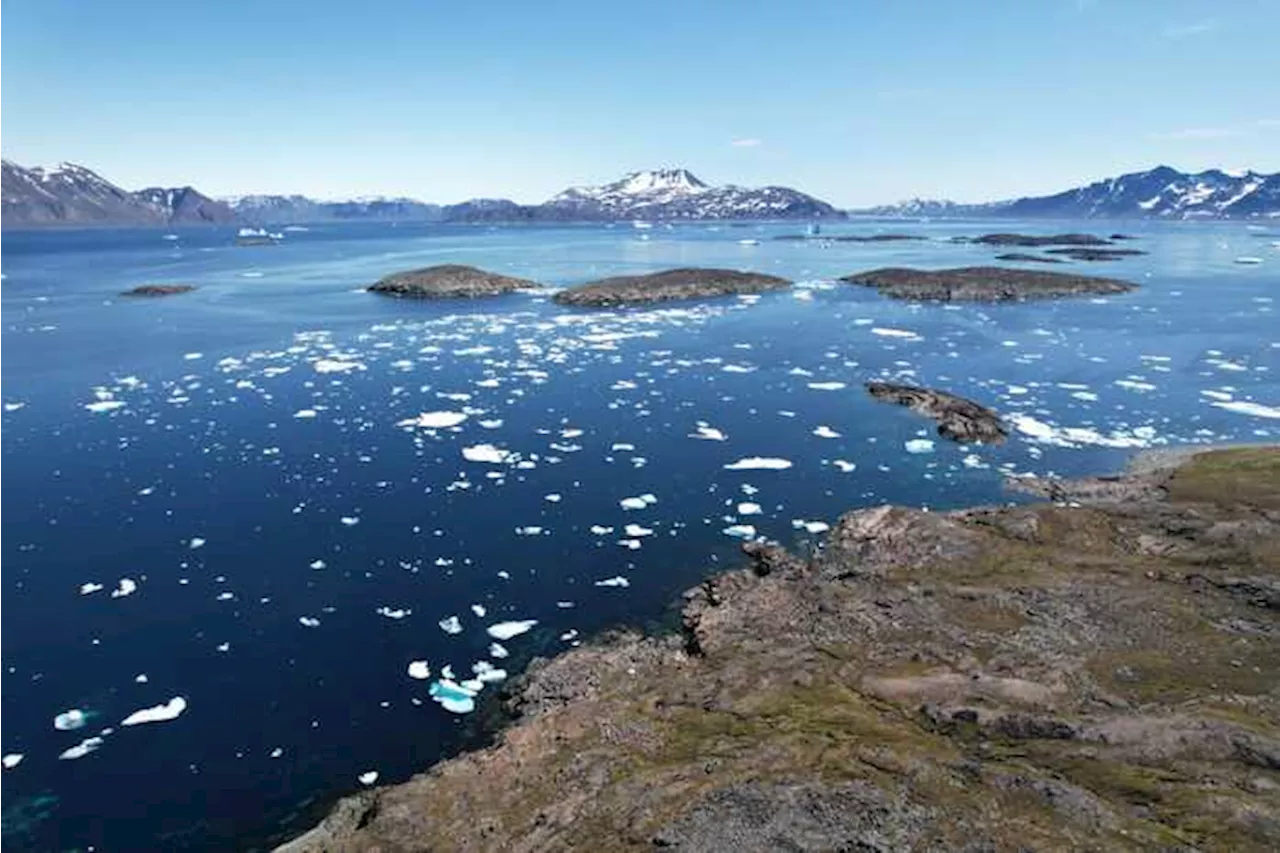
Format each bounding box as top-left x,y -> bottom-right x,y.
840,265 -> 1137,301
368,265 -> 540,299
278,447 -> 1280,853
553,267 -> 791,307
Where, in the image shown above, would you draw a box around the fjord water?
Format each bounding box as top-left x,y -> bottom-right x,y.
2,220 -> 1276,850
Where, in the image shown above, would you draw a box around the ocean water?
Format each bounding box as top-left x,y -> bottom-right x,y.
1,219 -> 1276,850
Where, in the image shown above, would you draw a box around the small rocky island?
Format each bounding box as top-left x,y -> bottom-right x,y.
993,253 -> 1064,264
120,284 -> 196,297
368,265 -> 540,299
553,267 -> 791,307
865,381 -> 1007,443
971,233 -> 1113,247
1044,247 -> 1148,262
840,265 -> 1137,301
279,447 -> 1280,853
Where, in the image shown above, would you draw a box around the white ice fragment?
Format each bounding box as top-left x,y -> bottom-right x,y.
189,538 -> 206,549
723,524 -> 757,539
807,381 -> 846,391
589,525 -> 615,535
294,409 -> 318,419
120,696 -> 187,726
376,606 -> 411,620
2,754 -> 23,769
623,523 -> 654,537
111,578 -> 138,598
299,616 -> 321,627
438,615 -> 463,635
462,444 -> 512,464
689,423 -> 727,441
619,497 -> 648,510
407,661 -> 431,680
832,460 -> 856,473
398,411 -> 468,429
724,457 -> 792,471
313,358 -> 364,374
905,439 -> 936,454
544,494 -> 562,503
1211,400 -> 1280,419
471,604 -> 487,617
309,559 -> 326,570
871,328 -> 921,340
358,771 -> 379,785
486,620 -> 537,640
594,576 -> 631,587
813,425 -> 841,439
54,709 -> 88,731
80,582 -> 104,595
737,502 -> 762,515
85,400 -> 126,413
59,736 -> 104,760
340,516 -> 360,527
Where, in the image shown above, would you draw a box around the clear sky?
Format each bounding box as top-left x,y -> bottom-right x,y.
3,0 -> 1277,206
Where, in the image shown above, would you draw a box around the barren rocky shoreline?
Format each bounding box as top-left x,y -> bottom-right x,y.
279,446 -> 1280,853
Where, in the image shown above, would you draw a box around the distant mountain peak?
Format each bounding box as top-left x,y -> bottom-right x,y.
615,168 -> 709,194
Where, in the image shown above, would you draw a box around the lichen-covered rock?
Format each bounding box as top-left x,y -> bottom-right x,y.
368,265 -> 539,299
277,447 -> 1280,853
840,265 -> 1137,301
865,381 -> 1007,444
553,267 -> 791,307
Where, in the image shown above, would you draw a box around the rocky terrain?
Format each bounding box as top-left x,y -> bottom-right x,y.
993,253 -> 1064,264
119,284 -> 196,297
971,233 -> 1111,247
865,382 -> 1007,444
1044,247 -> 1148,262
840,266 -> 1138,302
367,265 -> 540,299
278,446 -> 1280,852
554,268 -> 792,307
2,160 -> 234,228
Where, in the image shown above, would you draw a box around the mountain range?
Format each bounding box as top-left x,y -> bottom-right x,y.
2,161 -> 1277,229
859,166 -> 1279,220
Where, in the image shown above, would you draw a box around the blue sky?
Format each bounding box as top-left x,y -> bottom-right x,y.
3,0 -> 1277,205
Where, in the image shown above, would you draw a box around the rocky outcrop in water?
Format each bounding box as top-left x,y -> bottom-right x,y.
553,267 -> 791,307
840,265 -> 1137,301
278,446 -> 1280,853
120,284 -> 196,297
1044,247 -> 1148,262
865,381 -> 1007,444
367,265 -> 540,299
993,253 -> 1064,263
972,233 -> 1111,247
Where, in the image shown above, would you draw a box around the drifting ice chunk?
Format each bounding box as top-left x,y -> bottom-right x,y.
832,460 -> 856,473
85,400 -> 126,413
54,709 -> 88,731
438,615 -> 463,635
398,411 -> 468,429
689,423 -> 727,441
121,696 -> 187,726
429,679 -> 477,714
462,444 -> 512,464
807,382 -> 846,391
59,736 -> 104,760
590,525 -> 615,535
1212,400 -> 1280,419
489,642 -> 509,658
358,771 -> 379,785
313,359 -> 364,373
905,439 -> 935,454
723,524 -> 757,539
408,661 -> 431,680
737,502 -> 763,515
80,582 -> 104,595
871,328 -> 921,340
724,457 -> 792,471
594,576 -> 631,587
299,616 -> 321,627
2,754 -> 23,769
813,426 -> 840,439
624,523 -> 654,537
487,620 -> 537,640
111,578 -> 138,598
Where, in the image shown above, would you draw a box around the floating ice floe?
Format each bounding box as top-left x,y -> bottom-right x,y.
313,359 -> 364,373
737,502 -> 762,515
80,582 -> 104,595
376,606 -> 411,620
589,525 -> 615,535
1009,414 -> 1157,448
85,400 -> 126,413
793,520 -> 830,534
832,460 -> 856,473
544,494 -> 562,503
59,736 -> 104,760
623,523 -> 654,537
298,616 -> 321,627
2,754 -> 23,769
428,679 -> 477,714
4,402 -> 27,412
1115,379 -> 1157,392
111,578 -> 138,598
486,620 -> 537,640
294,409 -> 318,419
358,771 -> 379,785
408,660 -> 431,680
489,642 -> 509,658
309,559 -> 326,570
619,494 -> 658,510
462,444 -> 513,464
398,411 -> 468,429
807,381 -> 846,391
689,423 -> 727,441
813,426 -> 841,439
54,709 -> 88,731
905,439 -> 936,454
1211,400 -> 1280,419
340,516 -> 360,527
594,576 -> 630,587
723,524 -> 757,539
473,661 -> 507,683
438,615 -> 463,635
724,457 -> 792,471
471,604 -> 487,617
871,328 -> 921,340
121,696 -> 187,726
189,538 -> 206,549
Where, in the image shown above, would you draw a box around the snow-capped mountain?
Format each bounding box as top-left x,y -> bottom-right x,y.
536,168 -> 840,220
1,160 -> 234,227
226,194 -> 443,223
858,166 -> 1280,220
135,186 -> 236,224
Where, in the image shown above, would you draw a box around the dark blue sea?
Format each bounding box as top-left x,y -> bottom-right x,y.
2,219 -> 1277,850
